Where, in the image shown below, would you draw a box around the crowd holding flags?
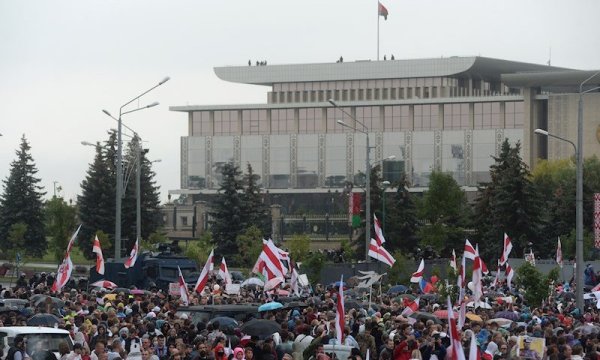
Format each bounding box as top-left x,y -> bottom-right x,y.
124,237 -> 139,269
92,235 -> 105,275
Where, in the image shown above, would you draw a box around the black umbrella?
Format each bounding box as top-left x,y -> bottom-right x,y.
285,301 -> 308,309
113,288 -> 131,294
33,296 -> 65,308
27,313 -> 61,327
0,306 -> 19,314
240,319 -> 281,339
410,312 -> 442,324
208,317 -> 239,330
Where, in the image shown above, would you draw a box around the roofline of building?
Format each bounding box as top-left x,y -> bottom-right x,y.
169,95 -> 524,112
502,70 -> 600,88
213,56 -> 568,86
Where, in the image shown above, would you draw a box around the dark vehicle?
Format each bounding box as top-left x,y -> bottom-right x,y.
175,304 -> 260,325
89,250 -> 198,291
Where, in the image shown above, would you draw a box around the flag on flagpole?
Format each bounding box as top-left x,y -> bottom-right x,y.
447,297 -> 466,360
335,275 -> 345,344
505,263 -> 514,290
378,1 -> 388,20
219,257 -> 232,285
410,259 -> 425,283
469,330 -> 480,360
92,235 -> 105,275
491,260 -> 500,289
464,239 -> 476,260
556,237 -> 563,268
124,237 -> 139,269
368,239 -> 396,267
419,278 -> 434,294
291,267 -> 300,296
401,297 -> 420,317
457,255 -> 466,304
450,249 -> 457,272
52,253 -> 73,292
480,258 -> 489,275
178,266 -> 190,306
65,224 -> 82,255
457,300 -> 467,330
472,245 -> 483,305
194,249 -> 214,294
499,233 -> 513,266
373,215 -> 386,245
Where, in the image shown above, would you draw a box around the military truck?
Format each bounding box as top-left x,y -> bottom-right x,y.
89,247 -> 199,290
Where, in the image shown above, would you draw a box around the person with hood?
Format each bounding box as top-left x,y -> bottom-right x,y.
233,348 -> 244,360
213,344 -> 228,360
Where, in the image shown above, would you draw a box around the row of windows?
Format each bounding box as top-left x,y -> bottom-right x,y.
190,102 -> 524,136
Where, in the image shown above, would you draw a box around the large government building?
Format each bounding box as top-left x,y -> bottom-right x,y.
167,56 -> 600,242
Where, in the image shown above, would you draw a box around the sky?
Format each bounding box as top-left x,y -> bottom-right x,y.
1,0 -> 599,204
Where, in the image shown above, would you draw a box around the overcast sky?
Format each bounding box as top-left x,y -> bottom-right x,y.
1,0 -> 599,204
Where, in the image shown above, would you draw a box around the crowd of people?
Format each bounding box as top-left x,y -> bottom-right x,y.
1,270 -> 600,360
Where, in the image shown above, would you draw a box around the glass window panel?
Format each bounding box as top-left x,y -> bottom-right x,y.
327,107 -> 352,133
414,105 -> 437,131
382,132 -> 405,183
297,134 -> 318,189
187,137 -> 206,189
240,135 -> 263,187
442,131 -> 465,185
325,134 -> 347,187
270,135 -> 290,188
412,131 -> 434,187
211,136 -> 235,187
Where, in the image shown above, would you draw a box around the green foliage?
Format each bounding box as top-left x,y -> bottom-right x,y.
45,196 -> 77,263
6,222 -> 28,261
141,231 -> 168,251
185,233 -> 213,266
288,234 -> 311,261
560,229 -> 596,261
474,140 -> 546,259
340,239 -> 356,261
303,252 -> 325,285
0,135 -> 47,257
515,262 -> 552,307
385,173 -> 420,254
95,231 -> 112,257
235,226 -> 263,268
417,171 -> 470,254
386,251 -> 412,285
242,163 -> 271,236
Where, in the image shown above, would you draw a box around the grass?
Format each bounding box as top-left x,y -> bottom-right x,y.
0,247 -> 93,266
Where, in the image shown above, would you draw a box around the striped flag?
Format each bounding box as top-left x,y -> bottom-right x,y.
124,237 -> 139,269
335,275 -> 345,344
378,1 -> 388,20
92,235 -> 105,275
401,297 -> 419,317
469,330 -> 480,360
65,224 -> 82,255
291,267 -> 300,296
505,263 -> 514,290
194,249 -> 214,294
258,239 -> 286,280
450,249 -> 457,272
52,253 -> 73,292
219,257 -> 232,285
368,239 -> 396,267
472,245 -> 483,304
464,239 -> 476,260
373,215 -> 386,245
410,259 -> 425,283
457,255 -> 466,305
447,297 -> 466,360
556,237 -> 563,268
178,266 -> 190,306
499,233 -> 513,266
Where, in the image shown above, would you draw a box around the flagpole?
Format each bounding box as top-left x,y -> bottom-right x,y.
377,1 -> 380,60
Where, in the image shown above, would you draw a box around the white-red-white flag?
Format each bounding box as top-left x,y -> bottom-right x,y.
66,224 -> 82,255
335,275 -> 345,344
469,329 -> 480,360
259,239 -> 286,280
291,267 -> 300,296
491,260 -> 500,289
481,258 -> 489,275
194,249 -> 214,294
368,239 -> 396,267
499,233 -> 513,266
457,299 -> 467,330
505,263 -> 514,290
457,255 -> 466,305
400,297 -> 420,318
447,297 -> 466,360
219,257 -> 232,285
556,237 -> 563,268
124,237 -> 139,269
450,249 -> 457,272
410,259 -> 425,283
92,235 -> 105,275
52,253 -> 73,293
178,266 -> 190,306
472,245 -> 483,304
373,215 -> 386,246
464,239 -> 476,260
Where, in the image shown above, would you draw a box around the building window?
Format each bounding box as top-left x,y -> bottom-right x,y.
358,89 -> 364,101
414,104 -> 438,130
303,91 -> 308,102
356,106 -> 381,131
326,107 -> 352,133
382,88 -> 388,100
505,102 -> 524,128
342,90 -> 348,101
192,111 -> 212,136
350,89 -> 356,101
214,110 -> 239,135
299,108 -> 324,134
366,89 -> 373,100
271,109 -> 295,134
242,109 -> 269,135
474,102 -> 502,129
443,103 -> 470,130
384,106 -> 410,131
181,216 -> 188,226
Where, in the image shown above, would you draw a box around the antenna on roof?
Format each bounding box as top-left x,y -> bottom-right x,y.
548,47 -> 552,66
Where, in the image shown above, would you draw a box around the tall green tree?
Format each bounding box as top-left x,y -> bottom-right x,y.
242,163 -> 271,237
235,225 -> 263,268
78,138 -> 115,258
385,173 -> 420,254
0,135 -> 47,257
45,196 -> 77,263
474,140 -> 546,259
209,162 -> 247,262
417,171 -> 470,255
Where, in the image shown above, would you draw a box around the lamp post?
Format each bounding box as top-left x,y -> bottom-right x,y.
102,76 -> 169,259
534,70 -> 600,311
382,180 -> 391,234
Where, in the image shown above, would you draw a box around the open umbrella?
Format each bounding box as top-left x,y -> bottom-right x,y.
285,301 -> 308,309
467,301 -> 492,309
410,312 -> 442,324
27,313 -> 61,327
387,285 -> 409,295
268,289 -> 290,296
487,318 -> 513,327
258,302 -> 283,312
395,294 -> 416,301
91,280 -> 118,289
208,317 -> 239,330
494,311 -> 519,321
264,277 -> 285,291
433,310 -> 448,319
242,278 -> 265,287
466,313 -> 483,322
33,296 -> 65,308
0,306 -> 19,314
575,324 -> 600,335
113,287 -> 131,294
240,319 -> 281,339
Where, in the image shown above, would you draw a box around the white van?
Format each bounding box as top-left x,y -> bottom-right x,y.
0,327 -> 73,360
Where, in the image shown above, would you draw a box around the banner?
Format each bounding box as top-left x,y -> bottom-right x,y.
595,193 -> 600,248
351,193 -> 362,228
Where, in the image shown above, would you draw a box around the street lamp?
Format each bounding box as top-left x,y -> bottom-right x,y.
102,77 -> 169,259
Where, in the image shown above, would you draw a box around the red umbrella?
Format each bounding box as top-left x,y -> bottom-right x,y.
91,280 -> 118,289
433,310 -> 449,319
